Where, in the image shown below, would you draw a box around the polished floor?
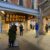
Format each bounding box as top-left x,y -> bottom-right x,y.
0,29 -> 50,50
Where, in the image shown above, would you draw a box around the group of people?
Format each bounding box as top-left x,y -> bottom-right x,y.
8,22 -> 48,47
8,23 -> 23,47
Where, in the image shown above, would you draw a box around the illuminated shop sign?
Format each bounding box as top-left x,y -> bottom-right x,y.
5,14 -> 26,23
5,14 -> 34,23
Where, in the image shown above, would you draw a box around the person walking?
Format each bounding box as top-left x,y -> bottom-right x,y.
8,23 -> 17,47
19,24 -> 23,36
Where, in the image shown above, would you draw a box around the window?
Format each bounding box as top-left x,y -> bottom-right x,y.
19,0 -> 23,6
0,0 -> 7,2
32,0 -> 34,9
0,0 -> 3,1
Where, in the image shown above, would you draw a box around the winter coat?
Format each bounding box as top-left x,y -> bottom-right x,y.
8,26 -> 16,41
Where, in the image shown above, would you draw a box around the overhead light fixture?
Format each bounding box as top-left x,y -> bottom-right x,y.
1,11 -> 5,14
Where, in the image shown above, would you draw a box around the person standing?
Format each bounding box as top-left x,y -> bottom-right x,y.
19,24 -> 23,36
35,22 -> 39,37
8,23 -> 17,47
45,24 -> 48,33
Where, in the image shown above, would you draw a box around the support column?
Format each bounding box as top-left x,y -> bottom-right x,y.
24,21 -> 28,32
38,17 -> 44,35
24,15 -> 28,32
38,9 -> 45,35
26,20 -> 30,30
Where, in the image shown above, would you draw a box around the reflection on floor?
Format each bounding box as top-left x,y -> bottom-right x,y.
0,29 -> 50,50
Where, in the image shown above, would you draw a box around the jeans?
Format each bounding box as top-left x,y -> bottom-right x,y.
36,30 -> 39,37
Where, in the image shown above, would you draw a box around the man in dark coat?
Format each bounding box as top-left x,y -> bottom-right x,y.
8,23 -> 17,47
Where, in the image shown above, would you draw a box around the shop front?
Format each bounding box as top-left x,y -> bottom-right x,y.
0,1 -> 39,33
1,11 -> 36,33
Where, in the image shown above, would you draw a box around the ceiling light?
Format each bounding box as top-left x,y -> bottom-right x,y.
1,11 -> 5,14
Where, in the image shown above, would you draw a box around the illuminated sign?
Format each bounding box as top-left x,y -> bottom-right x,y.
5,14 -> 26,23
